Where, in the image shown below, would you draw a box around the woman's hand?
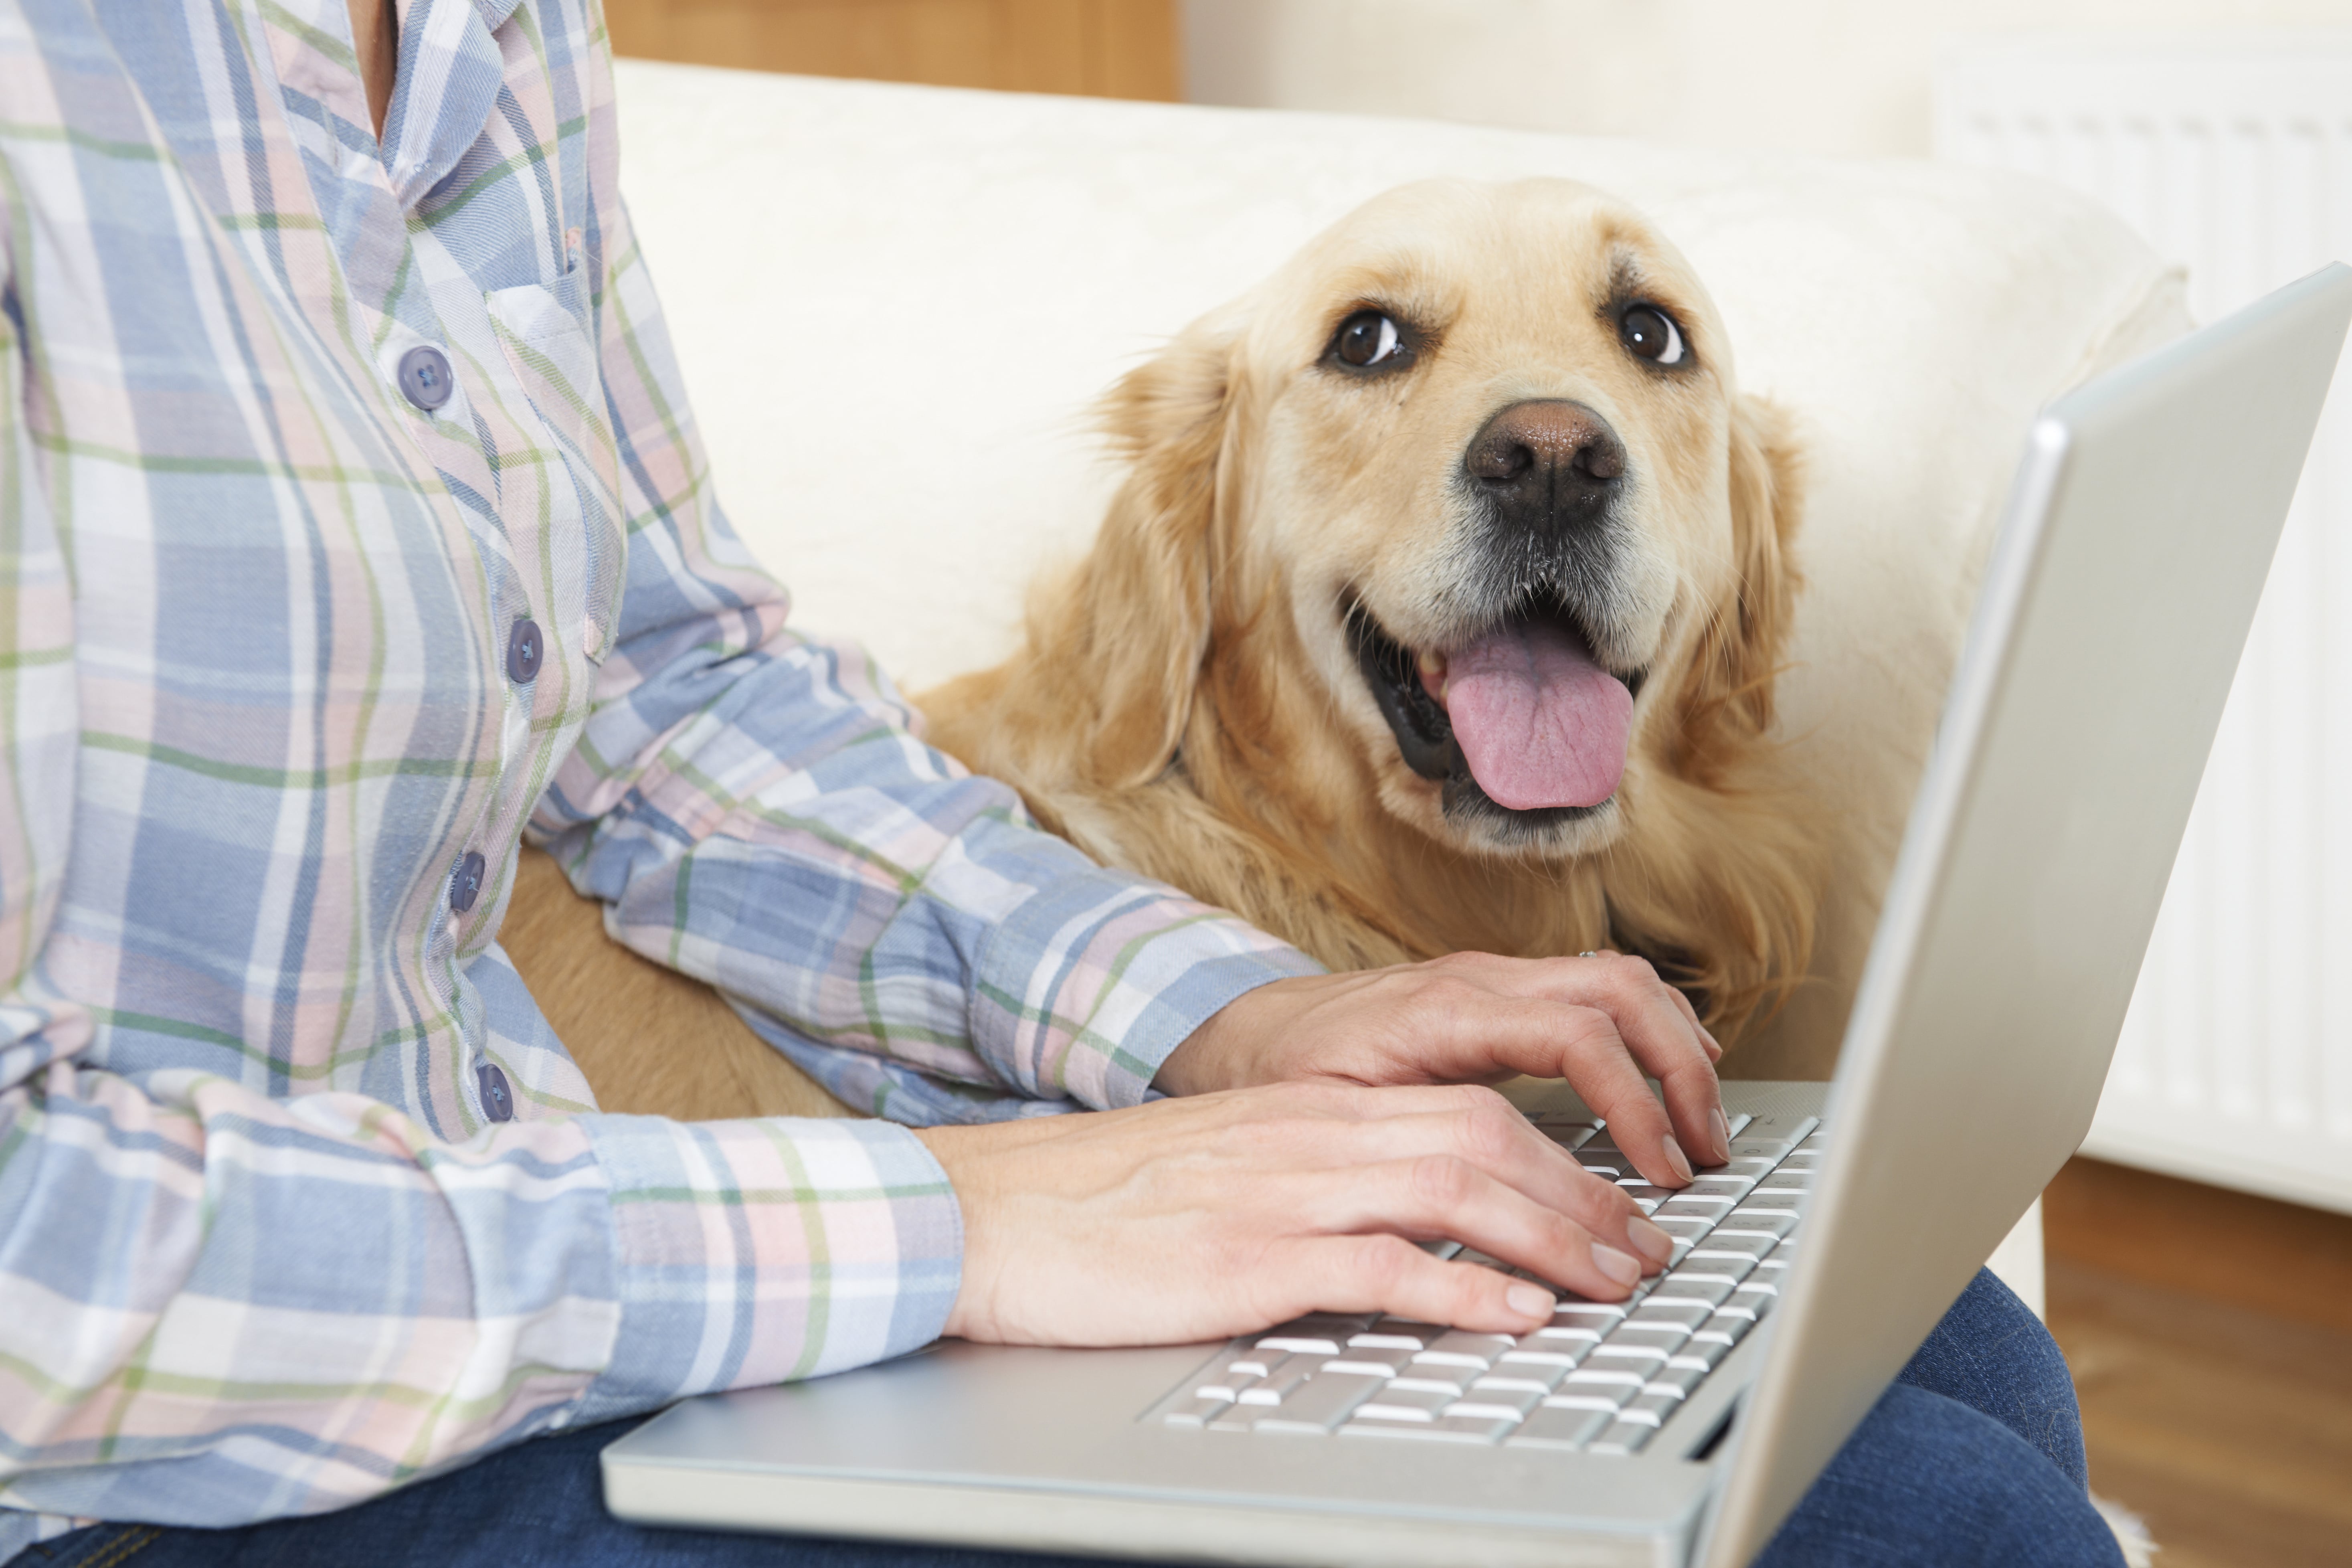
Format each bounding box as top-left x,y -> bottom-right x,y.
914,1080 -> 1676,1346
1154,950 -> 1730,1188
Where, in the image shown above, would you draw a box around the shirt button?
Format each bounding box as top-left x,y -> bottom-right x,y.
396,344 -> 455,412
450,849 -> 487,913
477,1063 -> 514,1123
506,618 -> 544,683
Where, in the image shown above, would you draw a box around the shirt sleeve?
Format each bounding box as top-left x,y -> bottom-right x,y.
0,200 -> 955,1537
526,149 -> 1321,1126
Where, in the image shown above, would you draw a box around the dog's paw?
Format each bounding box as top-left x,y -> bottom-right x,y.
2092,1493 -> 2157,1568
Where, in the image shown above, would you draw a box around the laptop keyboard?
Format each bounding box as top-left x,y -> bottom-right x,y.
1157,1110 -> 1823,1456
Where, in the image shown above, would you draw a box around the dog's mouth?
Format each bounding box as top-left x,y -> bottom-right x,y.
1349,593 -> 1645,829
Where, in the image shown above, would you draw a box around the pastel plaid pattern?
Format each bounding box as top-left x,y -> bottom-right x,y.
0,0 -> 1315,1555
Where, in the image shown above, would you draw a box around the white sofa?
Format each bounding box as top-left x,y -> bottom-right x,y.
609,60 -> 2192,1306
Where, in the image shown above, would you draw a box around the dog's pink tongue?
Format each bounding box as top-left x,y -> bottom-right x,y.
1444,620 -> 1633,810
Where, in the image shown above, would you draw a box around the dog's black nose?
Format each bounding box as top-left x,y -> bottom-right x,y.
1463,400 -> 1625,534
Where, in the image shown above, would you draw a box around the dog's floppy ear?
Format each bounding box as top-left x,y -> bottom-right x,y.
1051,316 -> 1247,789
1666,393 -> 1802,779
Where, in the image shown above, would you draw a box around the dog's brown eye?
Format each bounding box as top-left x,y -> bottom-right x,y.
1620,304 -> 1686,366
1333,310 -> 1404,368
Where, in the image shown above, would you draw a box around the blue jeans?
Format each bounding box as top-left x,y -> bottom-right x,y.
27,1271 -> 2120,1568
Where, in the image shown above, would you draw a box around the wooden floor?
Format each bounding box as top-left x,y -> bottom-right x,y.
2043,1158 -> 2352,1568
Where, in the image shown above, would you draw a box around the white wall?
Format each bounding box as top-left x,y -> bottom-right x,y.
1185,0 -> 2352,159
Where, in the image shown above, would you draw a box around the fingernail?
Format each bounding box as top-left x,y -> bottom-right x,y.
1506,1282 -> 1554,1319
1626,1216 -> 1675,1264
1591,1244 -> 1642,1287
1710,1107 -> 1732,1164
1661,1135 -> 1695,1185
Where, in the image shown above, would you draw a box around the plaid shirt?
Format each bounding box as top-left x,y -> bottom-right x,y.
0,0 -> 1315,1552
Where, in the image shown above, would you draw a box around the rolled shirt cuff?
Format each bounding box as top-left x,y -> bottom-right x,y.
969,862 -> 1326,1111
576,1111 -> 960,1422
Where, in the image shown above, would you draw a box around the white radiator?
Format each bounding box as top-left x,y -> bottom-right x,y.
1936,39 -> 2352,1214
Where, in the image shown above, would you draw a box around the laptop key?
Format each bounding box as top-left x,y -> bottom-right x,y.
1254,1314 -> 1374,1354
1501,1342 -> 1590,1369
1657,1196 -> 1733,1219
1647,1277 -> 1733,1307
1509,1404 -> 1610,1450
1355,1386 -> 1454,1421
1645,1363 -> 1707,1397
1416,1331 -> 1517,1367
1629,1302 -> 1712,1329
1681,1176 -> 1755,1200
1322,1345 -> 1414,1376
1580,1420 -> 1656,1457
1349,1318 -> 1440,1350
1652,1214 -> 1719,1238
1587,1420 -> 1657,1455
1621,1392 -> 1684,1426
1604,1323 -> 1689,1350
1342,1414 -> 1517,1444
1252,1371 -> 1385,1434
1475,1362 -> 1568,1392
1560,1367 -> 1644,1394
1389,1364 -> 1475,1394
1720,1209 -> 1798,1236
1689,1232 -> 1777,1260
1447,1385 -> 1545,1420
1692,1312 -> 1755,1348
1237,1362 -> 1317,1404
1195,1365 -> 1260,1401
1165,1394 -> 1232,1428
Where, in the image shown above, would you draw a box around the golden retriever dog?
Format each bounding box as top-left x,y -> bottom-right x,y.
516,178 -> 1820,1121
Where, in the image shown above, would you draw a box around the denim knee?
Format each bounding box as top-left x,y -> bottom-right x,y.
1754,1382 -> 2122,1568
1896,1267 -> 2086,1488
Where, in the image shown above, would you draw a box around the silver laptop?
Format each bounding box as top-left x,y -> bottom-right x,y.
603,264 -> 2352,1568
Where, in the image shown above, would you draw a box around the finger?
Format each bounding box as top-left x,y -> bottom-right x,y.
1272,1234 -> 1562,1334
1573,956 -> 1727,1167
1308,1099 -> 1675,1269
1396,993 -> 1691,1191
1656,977 -> 1723,1063
1310,1154 -> 1650,1302
1579,948 -> 1716,1058
1548,1014 -> 1697,1188
1414,956 -> 1725,1175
